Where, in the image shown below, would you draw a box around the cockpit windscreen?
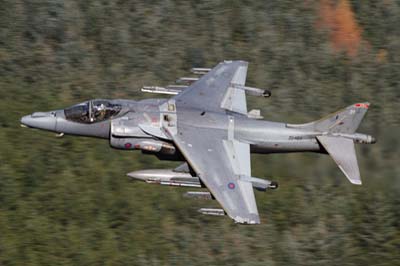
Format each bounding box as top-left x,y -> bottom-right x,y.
64,100 -> 122,123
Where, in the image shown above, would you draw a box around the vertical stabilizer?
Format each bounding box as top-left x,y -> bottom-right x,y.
317,136 -> 361,185
289,103 -> 370,134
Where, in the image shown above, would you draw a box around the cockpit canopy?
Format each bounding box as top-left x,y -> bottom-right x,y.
64,100 -> 122,123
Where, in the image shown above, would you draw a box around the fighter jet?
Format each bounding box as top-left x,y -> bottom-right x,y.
20,60 -> 376,224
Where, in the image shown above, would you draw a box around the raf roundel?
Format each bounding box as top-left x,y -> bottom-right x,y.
228,182 -> 236,190
124,142 -> 132,149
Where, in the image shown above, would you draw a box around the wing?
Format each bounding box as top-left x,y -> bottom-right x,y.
174,60 -> 249,115
169,121 -> 260,224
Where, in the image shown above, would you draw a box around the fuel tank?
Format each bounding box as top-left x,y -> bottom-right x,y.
127,169 -> 202,188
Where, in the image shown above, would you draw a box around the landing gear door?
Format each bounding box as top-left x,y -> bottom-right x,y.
159,99 -> 177,137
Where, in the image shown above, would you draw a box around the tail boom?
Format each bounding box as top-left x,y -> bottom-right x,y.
287,103 -> 375,185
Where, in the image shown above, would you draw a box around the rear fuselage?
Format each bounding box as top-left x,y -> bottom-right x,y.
235,118 -> 322,154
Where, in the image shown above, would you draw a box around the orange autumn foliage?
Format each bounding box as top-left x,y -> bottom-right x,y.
318,0 -> 363,57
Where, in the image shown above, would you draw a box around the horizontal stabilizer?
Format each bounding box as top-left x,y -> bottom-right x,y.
317,136 -> 361,185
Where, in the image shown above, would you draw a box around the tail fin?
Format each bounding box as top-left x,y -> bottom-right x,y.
290,102 -> 370,133
316,136 -> 361,185
288,103 -> 371,185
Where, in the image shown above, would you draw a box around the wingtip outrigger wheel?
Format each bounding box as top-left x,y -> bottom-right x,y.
269,181 -> 278,189
263,90 -> 272,98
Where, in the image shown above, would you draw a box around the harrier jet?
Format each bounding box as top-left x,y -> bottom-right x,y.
20,61 -> 375,224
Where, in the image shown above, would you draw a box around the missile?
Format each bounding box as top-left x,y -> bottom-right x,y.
127,169 -> 202,188
176,77 -> 199,83
166,85 -> 188,90
232,84 -> 272,97
184,191 -> 213,200
141,86 -> 180,95
141,85 -> 188,95
198,208 -> 225,216
190,68 -> 211,75
240,176 -> 278,191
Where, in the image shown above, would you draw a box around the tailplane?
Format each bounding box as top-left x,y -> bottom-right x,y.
316,136 -> 361,185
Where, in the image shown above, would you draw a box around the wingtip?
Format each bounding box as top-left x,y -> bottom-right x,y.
350,179 -> 362,185
222,60 -> 248,65
233,215 -> 260,225
354,102 -> 370,109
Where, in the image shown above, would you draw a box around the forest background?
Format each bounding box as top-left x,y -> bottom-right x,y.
0,0 -> 399,265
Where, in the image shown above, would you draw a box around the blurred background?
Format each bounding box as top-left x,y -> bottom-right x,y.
0,0 -> 399,265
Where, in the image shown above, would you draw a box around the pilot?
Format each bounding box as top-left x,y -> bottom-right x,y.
81,108 -> 90,123
94,103 -> 107,121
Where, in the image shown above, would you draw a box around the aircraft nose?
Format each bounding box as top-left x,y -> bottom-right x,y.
20,112 -> 57,131
20,115 -> 31,126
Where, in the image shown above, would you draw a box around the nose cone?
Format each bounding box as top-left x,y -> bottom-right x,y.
20,112 -> 57,131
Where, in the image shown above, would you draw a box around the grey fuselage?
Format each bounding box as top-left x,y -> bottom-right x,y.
20,98 -> 323,157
